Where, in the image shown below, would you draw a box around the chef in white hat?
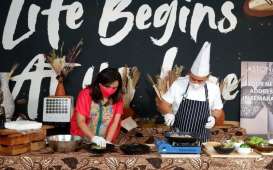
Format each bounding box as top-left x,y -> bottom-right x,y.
156,41 -> 224,142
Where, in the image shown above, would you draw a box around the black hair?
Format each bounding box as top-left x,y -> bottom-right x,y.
89,67 -> 123,104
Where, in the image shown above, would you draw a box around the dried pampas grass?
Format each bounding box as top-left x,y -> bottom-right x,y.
119,66 -> 141,108
147,65 -> 184,99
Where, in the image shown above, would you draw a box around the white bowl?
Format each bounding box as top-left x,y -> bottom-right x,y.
226,140 -> 243,150
268,139 -> 273,145
234,142 -> 243,149
237,147 -> 252,155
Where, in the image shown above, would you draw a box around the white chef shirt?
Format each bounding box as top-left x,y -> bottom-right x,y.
162,75 -> 223,114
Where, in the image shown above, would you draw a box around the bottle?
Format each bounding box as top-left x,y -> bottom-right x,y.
0,82 -> 6,129
0,106 -> 5,128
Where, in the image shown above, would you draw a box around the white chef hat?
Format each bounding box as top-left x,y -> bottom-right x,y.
190,41 -> 211,77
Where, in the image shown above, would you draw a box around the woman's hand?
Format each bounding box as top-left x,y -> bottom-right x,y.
76,113 -> 94,140
106,114 -> 121,142
155,97 -> 172,114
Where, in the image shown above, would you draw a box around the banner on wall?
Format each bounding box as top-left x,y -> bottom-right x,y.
1,0 -> 273,121
240,61 -> 273,135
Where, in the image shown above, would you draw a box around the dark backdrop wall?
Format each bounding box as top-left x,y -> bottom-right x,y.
0,0 -> 273,122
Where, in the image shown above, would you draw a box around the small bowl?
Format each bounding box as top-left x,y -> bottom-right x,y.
226,139 -> 243,149
214,145 -> 235,154
255,144 -> 273,153
233,142 -> 244,150
268,139 -> 273,146
237,147 -> 252,155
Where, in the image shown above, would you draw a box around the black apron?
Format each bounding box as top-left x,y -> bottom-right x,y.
173,83 -> 210,143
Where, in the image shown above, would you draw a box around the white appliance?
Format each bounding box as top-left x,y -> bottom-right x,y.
43,96 -> 73,122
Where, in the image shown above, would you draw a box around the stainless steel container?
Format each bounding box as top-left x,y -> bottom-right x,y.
47,135 -> 82,152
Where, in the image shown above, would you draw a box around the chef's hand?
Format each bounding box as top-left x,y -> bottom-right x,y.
205,116 -> 215,129
155,97 -> 172,114
164,113 -> 175,126
91,136 -> 107,148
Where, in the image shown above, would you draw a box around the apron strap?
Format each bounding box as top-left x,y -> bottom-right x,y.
182,83 -> 190,99
204,83 -> 209,103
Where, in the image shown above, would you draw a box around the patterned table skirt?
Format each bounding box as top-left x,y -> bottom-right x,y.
1,126 -> 271,170
0,152 -> 272,170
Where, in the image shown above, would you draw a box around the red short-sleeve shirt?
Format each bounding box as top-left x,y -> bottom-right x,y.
70,88 -> 123,141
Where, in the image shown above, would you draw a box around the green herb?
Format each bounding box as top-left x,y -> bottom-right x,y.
240,144 -> 250,148
223,143 -> 234,148
247,136 -> 265,145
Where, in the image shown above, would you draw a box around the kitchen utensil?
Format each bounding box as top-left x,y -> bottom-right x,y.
255,143 -> 273,153
165,131 -> 198,143
213,144 -> 235,154
237,147 -> 253,155
120,143 -> 150,155
47,134 -> 81,152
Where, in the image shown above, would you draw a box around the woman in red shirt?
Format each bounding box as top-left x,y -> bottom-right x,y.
70,68 -> 124,147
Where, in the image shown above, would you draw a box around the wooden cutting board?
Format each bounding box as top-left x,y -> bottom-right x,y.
0,141 -> 46,155
255,150 -> 273,156
0,144 -> 30,155
0,126 -> 51,146
0,125 -> 53,136
30,129 -> 46,142
0,133 -> 31,145
203,144 -> 261,158
30,141 -> 46,151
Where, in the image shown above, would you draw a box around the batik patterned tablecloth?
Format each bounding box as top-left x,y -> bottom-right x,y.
1,126 -> 272,170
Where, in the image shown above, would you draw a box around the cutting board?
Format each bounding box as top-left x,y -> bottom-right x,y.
0,125 -> 51,145
0,133 -> 31,145
0,144 -> 30,155
255,150 -> 273,156
203,143 -> 261,158
30,141 -> 46,151
0,141 -> 46,155
0,125 -> 53,136
0,129 -> 46,146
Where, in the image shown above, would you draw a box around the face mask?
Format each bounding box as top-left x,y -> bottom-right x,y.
99,83 -> 117,98
190,82 -> 204,89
